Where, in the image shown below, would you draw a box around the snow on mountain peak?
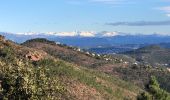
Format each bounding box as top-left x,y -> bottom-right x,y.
100,31 -> 118,37
12,31 -> 119,37
78,31 -> 96,37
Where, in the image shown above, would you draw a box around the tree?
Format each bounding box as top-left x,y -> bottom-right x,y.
138,76 -> 170,100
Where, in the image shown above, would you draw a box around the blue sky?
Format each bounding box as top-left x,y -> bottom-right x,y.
0,0 -> 170,34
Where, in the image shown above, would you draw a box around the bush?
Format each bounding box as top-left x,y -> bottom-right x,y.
0,58 -> 65,100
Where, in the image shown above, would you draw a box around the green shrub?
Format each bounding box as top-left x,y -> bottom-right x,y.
0,46 -> 15,60
0,58 -> 65,100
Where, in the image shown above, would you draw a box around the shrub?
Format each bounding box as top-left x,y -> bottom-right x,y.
0,58 -> 65,100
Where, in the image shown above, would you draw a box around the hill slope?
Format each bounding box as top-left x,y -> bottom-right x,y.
0,35 -> 144,99
22,38 -> 112,68
124,45 -> 170,67
22,38 -> 170,94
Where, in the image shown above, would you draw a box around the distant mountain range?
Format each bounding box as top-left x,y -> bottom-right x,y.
1,32 -> 170,49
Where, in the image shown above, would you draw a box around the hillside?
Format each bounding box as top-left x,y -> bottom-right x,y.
124,45 -> 170,67
22,38 -> 170,95
87,44 -> 147,54
22,38 -> 113,68
0,35 -> 146,99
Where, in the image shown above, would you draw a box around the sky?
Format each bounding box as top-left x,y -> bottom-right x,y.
0,0 -> 170,35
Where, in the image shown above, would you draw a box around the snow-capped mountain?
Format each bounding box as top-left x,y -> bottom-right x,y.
5,31 -> 119,37
1,31 -> 170,49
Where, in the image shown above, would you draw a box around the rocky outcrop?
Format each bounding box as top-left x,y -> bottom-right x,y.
26,51 -> 47,61
0,35 -> 5,41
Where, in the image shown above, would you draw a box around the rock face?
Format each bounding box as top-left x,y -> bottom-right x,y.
26,51 -> 46,61
167,68 -> 170,72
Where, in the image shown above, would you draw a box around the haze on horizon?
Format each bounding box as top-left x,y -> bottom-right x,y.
0,0 -> 170,35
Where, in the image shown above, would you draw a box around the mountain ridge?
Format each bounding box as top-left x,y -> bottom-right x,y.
2,32 -> 170,49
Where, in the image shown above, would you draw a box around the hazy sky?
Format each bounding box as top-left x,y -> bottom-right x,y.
0,0 -> 170,34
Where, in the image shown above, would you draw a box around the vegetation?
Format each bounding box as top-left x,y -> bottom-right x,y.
114,65 -> 170,92
23,38 -> 56,45
0,46 -> 65,99
37,59 -> 141,99
138,76 -> 170,100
